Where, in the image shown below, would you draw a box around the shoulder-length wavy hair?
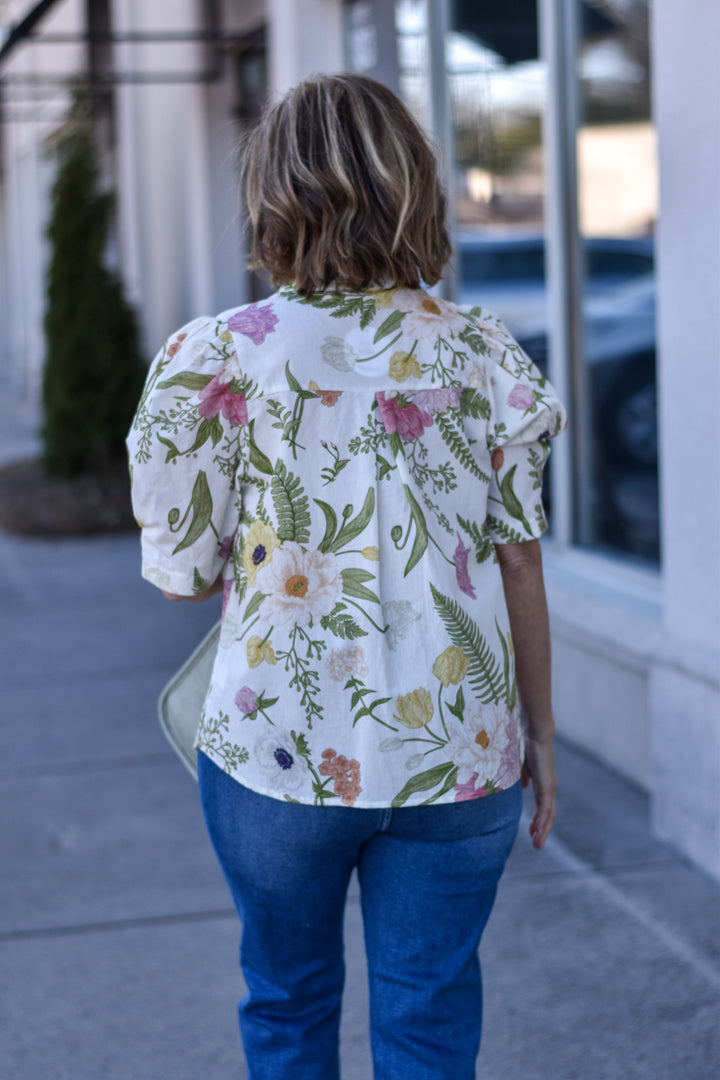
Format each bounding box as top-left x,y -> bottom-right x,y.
240,73 -> 451,296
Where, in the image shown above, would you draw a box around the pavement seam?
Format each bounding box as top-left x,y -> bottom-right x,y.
0,752 -> 178,781
532,811 -> 720,993
0,907 -> 237,944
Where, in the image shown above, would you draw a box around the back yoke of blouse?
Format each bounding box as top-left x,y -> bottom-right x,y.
127,285 -> 566,808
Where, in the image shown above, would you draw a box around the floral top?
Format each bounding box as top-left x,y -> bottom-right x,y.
127,285 -> 566,808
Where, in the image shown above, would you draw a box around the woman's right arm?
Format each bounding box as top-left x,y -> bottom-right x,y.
495,538 -> 558,850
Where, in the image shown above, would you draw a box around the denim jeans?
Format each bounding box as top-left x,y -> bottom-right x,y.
198,750 -> 521,1080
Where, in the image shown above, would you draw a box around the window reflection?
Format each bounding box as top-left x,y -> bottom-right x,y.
576,0 -> 658,562
395,0 -> 659,564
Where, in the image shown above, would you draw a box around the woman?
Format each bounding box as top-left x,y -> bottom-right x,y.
128,73 -> 566,1080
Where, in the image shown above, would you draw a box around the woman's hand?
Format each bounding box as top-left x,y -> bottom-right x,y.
522,736 -> 558,850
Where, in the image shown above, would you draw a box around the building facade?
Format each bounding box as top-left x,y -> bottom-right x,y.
1,0 -> 718,878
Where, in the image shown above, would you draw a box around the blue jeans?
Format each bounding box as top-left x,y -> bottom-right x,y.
198,750 -> 521,1080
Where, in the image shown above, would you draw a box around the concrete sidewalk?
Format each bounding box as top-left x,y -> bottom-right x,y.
1,526 -> 718,1080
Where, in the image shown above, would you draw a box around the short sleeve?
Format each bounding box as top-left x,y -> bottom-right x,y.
479,314 -> 567,545
126,316 -> 248,594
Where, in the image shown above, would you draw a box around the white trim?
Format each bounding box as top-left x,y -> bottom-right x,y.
542,541 -> 662,616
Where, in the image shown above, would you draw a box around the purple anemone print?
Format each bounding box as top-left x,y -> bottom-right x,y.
228,303 -> 279,345
408,387 -> 462,415
454,532 -> 477,599
235,686 -> 259,715
507,383 -> 535,411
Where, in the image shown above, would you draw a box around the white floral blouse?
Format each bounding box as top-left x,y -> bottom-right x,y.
127,285 -> 566,808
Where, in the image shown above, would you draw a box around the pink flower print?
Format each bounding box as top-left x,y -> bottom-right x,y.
508,383 -> 535,411
228,303 -> 278,345
375,391 -> 433,442
454,773 -> 488,802
235,686 -> 259,715
198,375 -> 249,426
221,578 -> 232,622
218,534 -> 235,560
454,532 -> 477,599
408,387 -> 462,415
319,748 -> 362,807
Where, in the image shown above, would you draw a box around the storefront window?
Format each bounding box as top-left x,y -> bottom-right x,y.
574,0 -> 658,561
395,0 -> 659,564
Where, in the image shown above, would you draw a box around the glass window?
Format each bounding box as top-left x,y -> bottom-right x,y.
575,0 -> 658,562
395,0 -> 659,565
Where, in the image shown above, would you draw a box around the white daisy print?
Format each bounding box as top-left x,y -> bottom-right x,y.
391,289 -> 466,343
254,728 -> 309,793
255,542 -> 342,628
445,704 -> 508,790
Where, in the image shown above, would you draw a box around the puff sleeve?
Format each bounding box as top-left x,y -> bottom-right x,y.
479,314 -> 567,544
126,316 -> 248,595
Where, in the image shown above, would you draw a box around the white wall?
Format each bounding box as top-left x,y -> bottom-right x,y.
649,0 -> 720,878
112,0 -> 214,356
0,0 -> 85,398
267,0 -> 344,95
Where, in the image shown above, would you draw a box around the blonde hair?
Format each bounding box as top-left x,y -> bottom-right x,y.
241,73 -> 451,296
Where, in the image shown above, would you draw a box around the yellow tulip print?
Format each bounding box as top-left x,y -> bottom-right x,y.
394,687 -> 434,728
432,645 -> 470,688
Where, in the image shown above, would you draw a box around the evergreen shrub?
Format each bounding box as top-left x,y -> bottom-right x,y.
42,109 -> 146,477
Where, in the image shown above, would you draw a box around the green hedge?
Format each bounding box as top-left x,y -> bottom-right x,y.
42,111 -> 146,477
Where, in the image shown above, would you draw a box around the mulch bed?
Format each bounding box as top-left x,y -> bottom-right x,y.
0,457 -> 138,537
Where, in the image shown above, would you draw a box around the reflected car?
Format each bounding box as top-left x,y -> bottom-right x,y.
456,233 -> 658,559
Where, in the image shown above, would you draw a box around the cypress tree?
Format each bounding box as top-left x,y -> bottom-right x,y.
42,108 -> 146,477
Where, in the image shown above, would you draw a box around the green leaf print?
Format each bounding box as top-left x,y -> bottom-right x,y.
436,413 -> 490,484
284,360 -> 302,393
171,471 -> 214,555
402,484 -> 428,576
459,387 -> 491,420
320,603 -> 369,639
445,683 -> 466,722
157,433 -> 180,463
499,465 -> 533,536
315,488 -> 375,554
242,590 -> 266,622
197,710 -> 249,771
192,567 -> 209,594
496,618 -> 517,711
287,288 -> 377,327
373,309 -> 405,344
157,371 -> 213,392
343,677 -> 393,728
341,567 -> 381,605
247,420 -> 274,475
331,488 -> 375,552
315,499 -> 338,553
429,584 -> 505,704
188,415 -> 223,453
391,762 -> 457,808
271,461 -> 311,543
456,514 -> 496,564
484,516 -> 525,544
423,765 -> 461,804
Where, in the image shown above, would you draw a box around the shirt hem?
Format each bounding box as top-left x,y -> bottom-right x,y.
195,742 -> 512,809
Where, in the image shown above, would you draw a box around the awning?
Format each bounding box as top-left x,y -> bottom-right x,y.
0,0 -> 64,66
453,0 -> 620,64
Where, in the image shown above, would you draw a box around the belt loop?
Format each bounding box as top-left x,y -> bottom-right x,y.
378,807 -> 393,831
